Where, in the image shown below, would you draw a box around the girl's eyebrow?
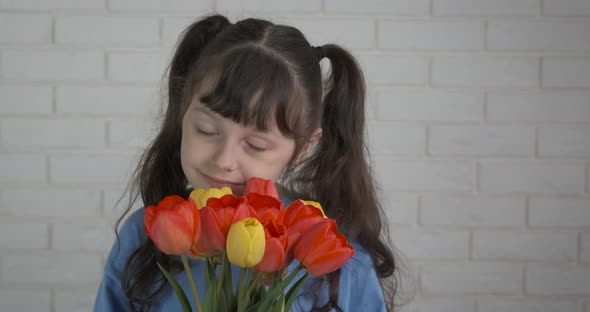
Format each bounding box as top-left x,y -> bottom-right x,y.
191,104 -> 220,120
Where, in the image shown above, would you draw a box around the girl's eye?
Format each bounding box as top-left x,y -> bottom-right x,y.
247,142 -> 267,152
197,128 -> 216,136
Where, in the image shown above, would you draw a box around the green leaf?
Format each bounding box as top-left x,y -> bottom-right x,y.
256,265 -> 304,312
284,274 -> 309,312
156,261 -> 192,312
203,278 -> 217,311
205,258 -> 217,286
223,256 -> 236,311
244,301 -> 262,312
218,287 -> 228,312
271,293 -> 285,312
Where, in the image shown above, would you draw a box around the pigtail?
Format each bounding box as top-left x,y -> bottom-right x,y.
118,14 -> 230,312
296,44 -> 396,310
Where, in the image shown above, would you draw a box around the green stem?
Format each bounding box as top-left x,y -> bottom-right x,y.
181,254 -> 203,312
245,271 -> 261,296
236,268 -> 246,312
214,253 -> 227,311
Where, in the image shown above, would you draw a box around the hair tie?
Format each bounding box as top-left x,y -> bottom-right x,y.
313,45 -> 325,60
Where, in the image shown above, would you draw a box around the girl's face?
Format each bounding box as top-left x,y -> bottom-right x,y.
180,99 -> 297,196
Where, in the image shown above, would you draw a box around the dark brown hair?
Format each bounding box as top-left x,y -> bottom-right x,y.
113,14 -> 399,311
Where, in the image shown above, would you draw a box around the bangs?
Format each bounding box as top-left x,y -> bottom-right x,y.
196,46 -> 305,138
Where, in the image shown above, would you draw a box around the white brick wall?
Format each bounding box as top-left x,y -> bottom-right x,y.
1,1 -> 589,311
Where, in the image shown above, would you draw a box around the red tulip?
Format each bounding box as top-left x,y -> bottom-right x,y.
283,200 -> 325,239
245,193 -> 285,225
293,219 -> 354,276
191,194 -> 252,257
144,195 -> 201,256
244,177 -> 279,199
254,220 -> 289,273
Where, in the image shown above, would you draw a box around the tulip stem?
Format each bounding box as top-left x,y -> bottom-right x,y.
181,254 -> 203,312
214,253 -> 227,311
236,267 -> 246,311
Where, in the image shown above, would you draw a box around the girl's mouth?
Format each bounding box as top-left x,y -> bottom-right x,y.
199,171 -> 245,194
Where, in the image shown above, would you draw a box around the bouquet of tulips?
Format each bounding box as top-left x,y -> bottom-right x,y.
143,177 -> 354,312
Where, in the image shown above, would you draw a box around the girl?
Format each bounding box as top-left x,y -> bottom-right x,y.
94,14 -> 398,311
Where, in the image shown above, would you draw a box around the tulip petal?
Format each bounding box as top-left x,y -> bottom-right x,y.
254,237 -> 286,272
150,212 -> 193,254
227,220 -> 251,267
304,248 -> 354,276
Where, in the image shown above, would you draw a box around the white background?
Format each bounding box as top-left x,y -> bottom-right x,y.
1,0 -> 590,311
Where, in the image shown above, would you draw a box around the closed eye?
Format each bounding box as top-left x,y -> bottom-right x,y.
247,142 -> 267,152
197,128 -> 216,136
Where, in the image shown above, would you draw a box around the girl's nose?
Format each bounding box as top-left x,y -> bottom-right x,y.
212,140 -> 238,172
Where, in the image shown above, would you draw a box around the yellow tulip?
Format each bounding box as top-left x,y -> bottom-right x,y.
189,186 -> 233,208
226,217 -> 265,268
301,200 -> 327,218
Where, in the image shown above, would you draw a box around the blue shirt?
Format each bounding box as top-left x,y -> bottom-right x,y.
94,203 -> 386,311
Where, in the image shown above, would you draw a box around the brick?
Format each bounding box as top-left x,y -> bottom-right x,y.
366,123 -> 425,155
432,57 -> 538,88
487,92 -> 590,122
0,224 -> 48,249
108,119 -> 153,149
421,196 -> 526,227
217,0 -> 320,12
543,0 -> 590,16
374,158 -> 473,192
357,55 -> 428,85
433,0 -> 539,16
527,266 -> 590,295
478,298 -> 579,312
378,20 -> 483,50
0,189 -> 101,217
56,86 -> 158,115
50,155 -> 136,184
0,0 -> 104,9
0,86 -> 53,115
53,223 -> 114,251
479,161 -> 585,194
529,197 -> 590,228
56,16 -> 159,46
325,0 -> 429,15
422,262 -> 522,294
54,290 -> 96,312
1,119 -> 105,148
109,118 -> 153,148
380,193 -> 418,224
0,289 -> 51,312
284,19 -> 374,49
390,228 -> 469,259
0,154 -> 46,182
543,57 -> 590,88
539,127 -> 590,157
109,0 -> 212,10
1,254 -> 101,285
473,231 -> 577,261
0,14 -> 52,43
162,17 -> 193,47
377,90 -> 483,121
582,234 -> 590,263
1,50 -> 103,81
108,52 -> 167,82
400,297 -> 475,312
488,21 -> 590,51
429,125 -> 534,156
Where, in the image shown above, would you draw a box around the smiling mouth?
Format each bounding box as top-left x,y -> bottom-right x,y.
199,171 -> 245,188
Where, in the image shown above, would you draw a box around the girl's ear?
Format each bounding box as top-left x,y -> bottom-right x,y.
293,128 -> 323,165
